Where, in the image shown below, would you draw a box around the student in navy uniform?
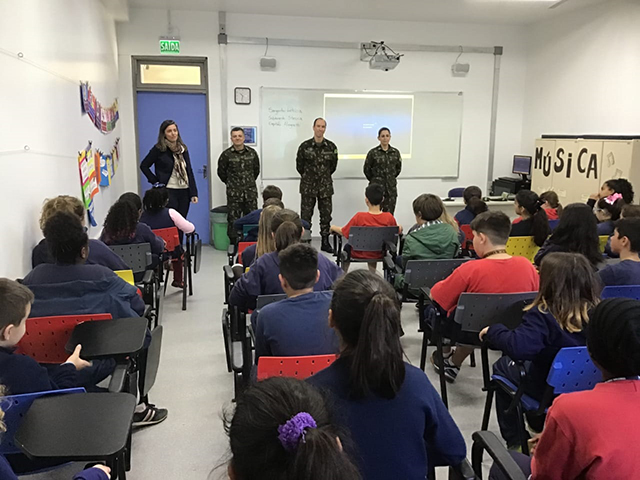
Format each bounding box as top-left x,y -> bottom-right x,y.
510,190 -> 549,247
229,209 -> 342,311
599,218 -> 640,286
32,196 -> 127,271
308,270 -> 466,480
225,377 -> 361,480
479,252 -> 600,449
240,204 -> 282,270
594,193 -> 625,236
454,186 -> 488,225
255,243 -> 338,363
234,185 -> 281,241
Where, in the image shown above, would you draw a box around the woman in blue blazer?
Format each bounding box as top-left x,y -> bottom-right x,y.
140,119 -> 198,218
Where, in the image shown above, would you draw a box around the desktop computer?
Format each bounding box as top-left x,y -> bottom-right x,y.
491,155 -> 532,196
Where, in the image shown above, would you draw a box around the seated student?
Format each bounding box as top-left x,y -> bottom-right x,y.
510,190 -> 549,247
534,203 -> 602,269
100,199 -> 165,269
605,203 -> 640,257
479,252 -> 599,449
255,243 -> 338,363
225,377 -> 361,480
229,209 -> 343,311
394,194 -> 460,290
490,297 -> 640,480
595,193 -> 625,236
140,187 -> 195,287
240,203 -> 282,269
587,177 -> 635,208
330,183 -> 398,273
32,196 -> 127,271
599,218 -> 640,286
308,270 -> 466,480
454,185 -> 488,225
0,278 -> 111,395
429,211 -> 540,382
23,212 -> 145,317
234,184 -> 282,241
539,190 -> 562,221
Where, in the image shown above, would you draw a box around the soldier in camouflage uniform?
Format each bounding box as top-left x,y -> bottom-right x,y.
296,118 -> 338,253
363,127 -> 402,214
217,127 -> 261,242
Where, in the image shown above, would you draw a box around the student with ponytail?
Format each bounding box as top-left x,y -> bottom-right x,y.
510,190 -> 550,246
229,209 -> 342,311
224,377 -> 361,480
308,270 -> 466,480
455,186 -> 488,225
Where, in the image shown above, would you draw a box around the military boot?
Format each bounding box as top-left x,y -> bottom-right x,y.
321,235 -> 334,254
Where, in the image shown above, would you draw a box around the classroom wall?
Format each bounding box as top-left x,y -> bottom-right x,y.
117,9 -> 527,230
522,0 -> 640,150
0,0 -> 123,279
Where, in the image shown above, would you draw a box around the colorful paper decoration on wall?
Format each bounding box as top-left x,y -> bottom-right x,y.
98,139 -> 120,186
80,82 -> 119,134
78,143 -> 100,226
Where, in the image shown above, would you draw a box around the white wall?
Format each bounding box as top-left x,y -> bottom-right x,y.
0,0 -> 123,279
522,0 -> 640,148
118,9 -> 527,229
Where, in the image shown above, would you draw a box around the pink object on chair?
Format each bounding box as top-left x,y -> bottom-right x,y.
15,314 -> 112,364
257,354 -> 338,381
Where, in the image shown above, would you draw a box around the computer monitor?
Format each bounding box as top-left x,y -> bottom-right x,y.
512,155 -> 532,176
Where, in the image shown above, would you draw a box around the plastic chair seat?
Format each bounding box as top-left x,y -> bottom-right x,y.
152,227 -> 181,252
491,375 -> 541,412
257,355 -> 337,381
505,237 -> 540,263
598,235 -> 609,253
109,243 -> 153,274
114,270 -> 135,285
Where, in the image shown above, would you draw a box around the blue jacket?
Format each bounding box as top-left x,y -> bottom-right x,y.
597,220 -> 615,236
140,145 -> 198,198
26,277 -> 144,319
308,359 -> 466,480
234,209 -> 311,242
0,346 -> 77,395
0,456 -> 109,480
599,260 -> 640,286
32,239 -> 128,271
229,251 -> 343,310
485,306 -> 587,393
454,206 -> 476,226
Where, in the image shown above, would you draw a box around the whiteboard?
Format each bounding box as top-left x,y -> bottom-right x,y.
260,88 -> 463,180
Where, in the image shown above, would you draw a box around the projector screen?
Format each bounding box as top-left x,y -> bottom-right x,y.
260,88 -> 463,179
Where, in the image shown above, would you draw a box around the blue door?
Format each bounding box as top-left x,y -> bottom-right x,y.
137,91 -> 210,243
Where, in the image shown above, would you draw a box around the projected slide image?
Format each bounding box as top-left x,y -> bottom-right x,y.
323,94 -> 414,159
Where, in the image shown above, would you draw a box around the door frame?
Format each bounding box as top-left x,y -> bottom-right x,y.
131,56 -> 212,212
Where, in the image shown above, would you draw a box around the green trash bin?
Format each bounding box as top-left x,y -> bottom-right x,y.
210,207 -> 230,251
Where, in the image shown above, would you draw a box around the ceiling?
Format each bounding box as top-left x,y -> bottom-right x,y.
127,0 -> 611,25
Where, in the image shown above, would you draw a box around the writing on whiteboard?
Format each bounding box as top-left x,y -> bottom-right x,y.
268,106 -> 303,128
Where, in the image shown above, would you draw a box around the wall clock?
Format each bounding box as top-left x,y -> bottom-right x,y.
234,87 -> 251,105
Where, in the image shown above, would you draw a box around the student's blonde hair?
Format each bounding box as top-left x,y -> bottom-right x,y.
437,198 -> 459,233
524,252 -> 600,333
256,205 -> 282,259
39,196 -> 85,232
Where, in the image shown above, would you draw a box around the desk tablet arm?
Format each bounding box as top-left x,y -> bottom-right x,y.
108,363 -> 128,393
471,431 -> 528,480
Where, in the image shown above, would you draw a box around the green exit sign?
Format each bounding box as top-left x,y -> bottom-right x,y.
160,39 -> 180,54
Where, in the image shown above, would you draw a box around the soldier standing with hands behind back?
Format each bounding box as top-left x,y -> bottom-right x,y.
297,118 -> 339,253
217,127 -> 261,243
363,127 -> 402,214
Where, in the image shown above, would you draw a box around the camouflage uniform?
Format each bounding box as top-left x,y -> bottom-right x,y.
217,145 -> 261,241
363,145 -> 402,214
296,138 -> 338,237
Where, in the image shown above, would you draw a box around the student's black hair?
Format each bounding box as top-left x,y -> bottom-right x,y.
540,190 -> 563,217
231,126 -> 244,135
548,203 -> 602,267
463,186 -> 488,216
377,127 -> 390,137
224,377 -> 361,480
614,218 -> 640,253
43,211 -> 88,265
103,200 -> 139,244
331,270 -> 404,399
119,192 -> 142,212
622,204 -> 640,218
412,194 -> 443,222
278,243 -> 318,290
515,190 -> 549,247
365,183 -> 384,206
264,197 -> 285,209
155,120 -> 187,152
605,178 -> 634,204
142,188 -> 169,213
262,185 -> 283,202
271,209 -> 303,252
0,278 -> 34,331
313,117 -> 325,127
597,196 -> 625,221
588,298 -> 640,377
470,211 -> 511,245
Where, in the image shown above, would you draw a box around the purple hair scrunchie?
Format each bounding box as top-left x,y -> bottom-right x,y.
277,412 -> 317,452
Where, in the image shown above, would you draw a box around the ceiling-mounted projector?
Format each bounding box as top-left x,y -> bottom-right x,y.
361,41 -> 403,71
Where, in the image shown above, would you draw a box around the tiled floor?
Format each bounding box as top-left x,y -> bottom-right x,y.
31,244 -> 500,479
